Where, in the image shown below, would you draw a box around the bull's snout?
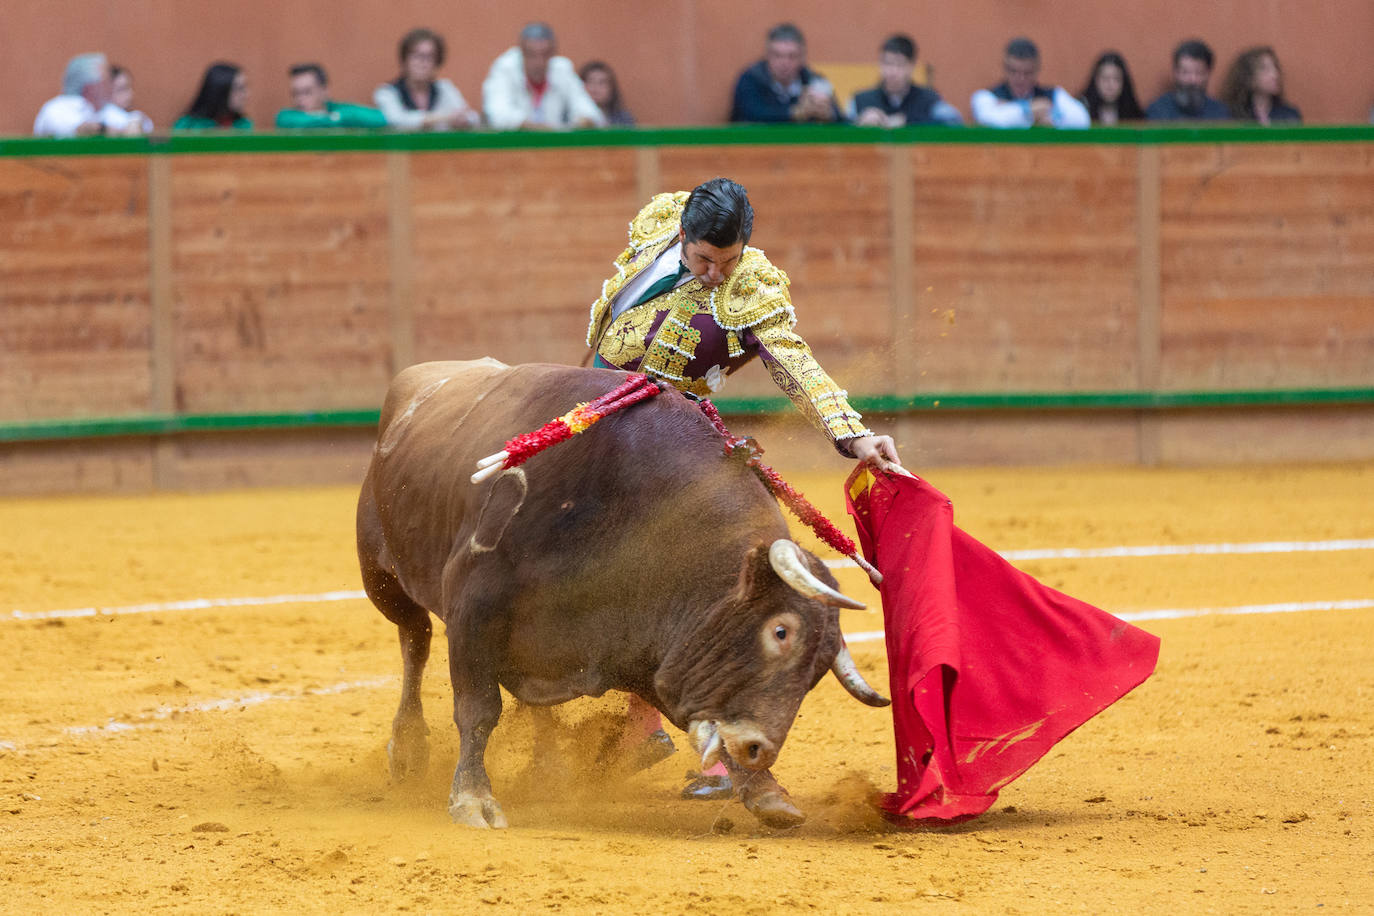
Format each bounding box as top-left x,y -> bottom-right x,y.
716,721 -> 778,771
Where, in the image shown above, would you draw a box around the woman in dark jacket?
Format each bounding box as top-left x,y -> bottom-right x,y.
1220,46 -> 1302,124
1079,51 -> 1144,125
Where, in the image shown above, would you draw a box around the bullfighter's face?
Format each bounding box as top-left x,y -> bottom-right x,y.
679,229 -> 744,290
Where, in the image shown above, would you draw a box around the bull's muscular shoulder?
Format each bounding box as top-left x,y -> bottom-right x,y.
627,191 -> 690,251
712,247 -> 795,330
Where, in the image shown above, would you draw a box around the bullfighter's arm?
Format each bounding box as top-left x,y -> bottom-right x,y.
747,314 -> 872,456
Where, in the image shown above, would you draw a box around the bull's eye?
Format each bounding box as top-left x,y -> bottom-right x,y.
774,625 -> 788,641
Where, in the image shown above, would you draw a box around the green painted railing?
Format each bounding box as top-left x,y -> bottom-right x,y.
3,388 -> 1372,444
4,123 -> 1374,159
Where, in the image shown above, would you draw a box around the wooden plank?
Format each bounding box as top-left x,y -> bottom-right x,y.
1157,406 -> 1374,465
147,156 -> 179,487
889,146 -> 916,395
635,146 -> 660,209
169,153 -> 394,413
408,147 -> 644,368
1136,146 -> 1162,466
910,144 -> 1141,393
658,144 -> 894,399
1159,143 -> 1374,390
0,156 -> 153,421
0,438 -> 155,496
159,429 -> 376,490
386,153 -> 415,375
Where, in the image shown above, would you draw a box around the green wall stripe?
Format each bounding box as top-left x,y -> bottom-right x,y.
4,123 -> 1374,158
3,388 -> 1371,444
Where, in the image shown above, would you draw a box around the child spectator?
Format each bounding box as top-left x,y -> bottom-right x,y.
1079,52 -> 1144,124
1145,40 -> 1230,120
1220,47 -> 1302,124
971,37 -> 1089,128
579,60 -> 635,126
175,63 -> 252,129
730,22 -> 840,123
374,27 -> 480,130
276,63 -> 387,128
102,66 -> 154,134
849,33 -> 962,127
482,22 -> 605,130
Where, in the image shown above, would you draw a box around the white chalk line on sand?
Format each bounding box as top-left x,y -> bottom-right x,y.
829,537 -> 1374,566
0,677 -> 395,751
6,593 -> 1371,750
844,598 -> 1374,644
8,537 -> 1370,625
7,590 -> 369,622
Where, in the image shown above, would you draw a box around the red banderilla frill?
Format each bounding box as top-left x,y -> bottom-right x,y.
470,374 -> 662,483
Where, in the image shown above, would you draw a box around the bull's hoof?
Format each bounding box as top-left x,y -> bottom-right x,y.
741,786 -> 806,828
681,773 -> 732,801
633,729 -> 678,771
448,792 -> 509,829
386,730 -> 430,782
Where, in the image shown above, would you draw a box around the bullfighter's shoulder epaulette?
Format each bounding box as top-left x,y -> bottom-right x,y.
626,191 -> 691,253
711,247 -> 795,331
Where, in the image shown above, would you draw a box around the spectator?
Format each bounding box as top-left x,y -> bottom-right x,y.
850,33 -> 962,127
483,22 -> 605,130
730,22 -> 840,123
1145,40 -> 1230,120
276,63 -> 387,128
1079,51 -> 1144,124
174,62 -> 252,129
971,37 -> 1089,129
33,53 -> 128,137
579,60 -> 635,126
374,27 -> 480,130
1220,46 -> 1301,124
102,66 -> 154,134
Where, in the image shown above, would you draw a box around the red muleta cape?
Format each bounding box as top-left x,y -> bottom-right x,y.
845,468 -> 1161,823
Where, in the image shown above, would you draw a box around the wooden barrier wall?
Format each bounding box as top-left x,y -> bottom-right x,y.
2,132 -> 1373,493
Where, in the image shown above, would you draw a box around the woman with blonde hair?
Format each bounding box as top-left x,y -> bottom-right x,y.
1220,46 -> 1301,124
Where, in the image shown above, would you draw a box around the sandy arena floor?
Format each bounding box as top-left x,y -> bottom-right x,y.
2,462 -> 1372,913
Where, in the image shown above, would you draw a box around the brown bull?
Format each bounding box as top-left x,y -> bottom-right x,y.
356,359 -> 888,828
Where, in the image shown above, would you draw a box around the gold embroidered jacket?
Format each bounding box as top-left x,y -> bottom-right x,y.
586,192 -> 870,451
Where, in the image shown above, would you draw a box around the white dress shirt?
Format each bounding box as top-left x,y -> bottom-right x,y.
610,241 -> 692,320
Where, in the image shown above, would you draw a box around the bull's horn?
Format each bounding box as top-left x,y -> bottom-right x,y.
767,540 -> 865,610
832,643 -> 891,707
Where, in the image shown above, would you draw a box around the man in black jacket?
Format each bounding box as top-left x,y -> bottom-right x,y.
730,23 -> 840,123
850,34 -> 963,127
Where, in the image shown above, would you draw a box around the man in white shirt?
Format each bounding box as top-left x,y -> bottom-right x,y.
482,22 -> 605,130
970,37 -> 1089,129
33,53 -> 134,138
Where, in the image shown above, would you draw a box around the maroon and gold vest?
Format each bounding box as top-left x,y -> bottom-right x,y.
586,192 -> 869,449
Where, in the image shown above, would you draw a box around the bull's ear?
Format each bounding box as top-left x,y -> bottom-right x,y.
733,542 -> 776,601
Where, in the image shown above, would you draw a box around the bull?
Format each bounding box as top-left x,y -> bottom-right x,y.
356,359 -> 888,829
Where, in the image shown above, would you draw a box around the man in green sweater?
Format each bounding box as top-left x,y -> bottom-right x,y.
275,63 -> 387,128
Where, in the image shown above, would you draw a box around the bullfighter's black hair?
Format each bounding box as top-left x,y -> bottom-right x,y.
681,178 -> 754,248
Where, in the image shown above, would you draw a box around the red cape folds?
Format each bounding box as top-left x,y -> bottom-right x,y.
845,469 -> 1161,823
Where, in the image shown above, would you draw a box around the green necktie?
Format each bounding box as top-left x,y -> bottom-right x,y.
632,261 -> 690,308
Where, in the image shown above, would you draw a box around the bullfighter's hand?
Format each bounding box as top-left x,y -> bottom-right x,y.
849,434 -> 913,477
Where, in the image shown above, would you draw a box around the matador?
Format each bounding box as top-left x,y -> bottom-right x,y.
585,177 -> 904,800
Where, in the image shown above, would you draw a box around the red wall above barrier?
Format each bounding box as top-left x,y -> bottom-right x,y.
6,0 -> 1374,136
